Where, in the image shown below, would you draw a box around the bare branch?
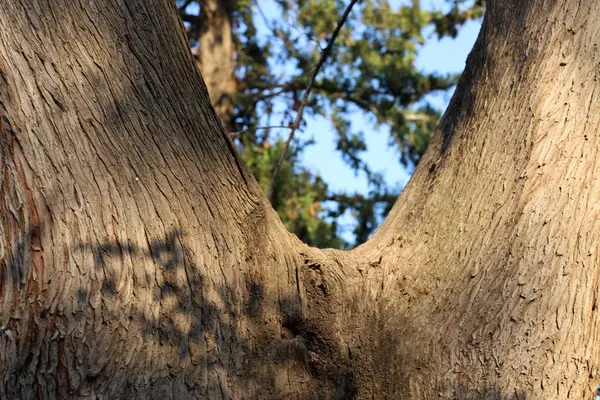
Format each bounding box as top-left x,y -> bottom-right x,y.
267,0 -> 362,200
229,125 -> 291,139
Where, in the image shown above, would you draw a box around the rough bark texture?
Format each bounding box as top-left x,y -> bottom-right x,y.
358,1 -> 600,397
0,1 -> 311,398
1,0 -> 600,399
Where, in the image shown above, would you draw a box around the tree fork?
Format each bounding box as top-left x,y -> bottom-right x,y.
1,0 -> 600,399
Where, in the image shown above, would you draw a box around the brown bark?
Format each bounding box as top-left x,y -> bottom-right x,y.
1,0 -> 600,399
192,0 -> 237,132
358,2 -> 600,397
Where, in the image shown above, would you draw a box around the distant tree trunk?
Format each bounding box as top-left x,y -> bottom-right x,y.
193,0 -> 236,131
1,0 -> 600,399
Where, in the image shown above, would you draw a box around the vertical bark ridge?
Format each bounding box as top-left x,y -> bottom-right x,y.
4,0 -> 600,398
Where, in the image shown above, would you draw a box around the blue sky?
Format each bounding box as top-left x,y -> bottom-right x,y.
295,9 -> 482,242
302,19 -> 481,195
216,0 -> 482,243
246,0 -> 483,242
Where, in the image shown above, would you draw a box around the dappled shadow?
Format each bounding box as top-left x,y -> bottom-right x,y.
66,228 -> 357,399
0,0 -> 551,397
0,209 -> 532,398
0,0 -> 354,395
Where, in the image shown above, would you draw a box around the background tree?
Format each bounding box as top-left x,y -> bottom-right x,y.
177,0 -> 484,247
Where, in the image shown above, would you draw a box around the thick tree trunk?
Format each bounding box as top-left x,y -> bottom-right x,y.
0,1 -> 306,398
1,0 -> 600,399
359,2 -> 600,397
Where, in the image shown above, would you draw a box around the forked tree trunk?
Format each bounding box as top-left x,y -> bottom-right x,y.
1,0 -> 600,399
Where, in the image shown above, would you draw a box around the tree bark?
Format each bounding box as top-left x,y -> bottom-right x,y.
1,0 -> 600,399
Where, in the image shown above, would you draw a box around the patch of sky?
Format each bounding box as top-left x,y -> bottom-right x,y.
189,0 -> 482,244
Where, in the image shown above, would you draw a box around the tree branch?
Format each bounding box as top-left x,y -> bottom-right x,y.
181,13 -> 202,24
267,0 -> 362,201
229,125 -> 291,139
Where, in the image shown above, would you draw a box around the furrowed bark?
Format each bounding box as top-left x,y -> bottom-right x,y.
356,1 -> 600,397
2,0 -> 600,399
0,0 -> 315,398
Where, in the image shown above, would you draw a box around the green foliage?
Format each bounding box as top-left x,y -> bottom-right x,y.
177,0 -> 484,248
240,134 -> 346,248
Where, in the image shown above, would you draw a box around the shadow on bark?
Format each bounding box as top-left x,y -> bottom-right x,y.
65,228 -> 357,399
0,1 -> 539,397
0,220 -> 529,398
438,18 -> 487,156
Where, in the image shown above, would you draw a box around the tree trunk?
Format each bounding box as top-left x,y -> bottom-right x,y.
1,0 -> 600,399
193,0 -> 236,132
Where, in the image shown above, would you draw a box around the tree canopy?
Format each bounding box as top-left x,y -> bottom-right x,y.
176,0 -> 484,247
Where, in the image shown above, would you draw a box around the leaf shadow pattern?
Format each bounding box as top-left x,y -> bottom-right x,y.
0,221 -> 535,399
0,1 -> 536,396
69,228 -> 358,399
